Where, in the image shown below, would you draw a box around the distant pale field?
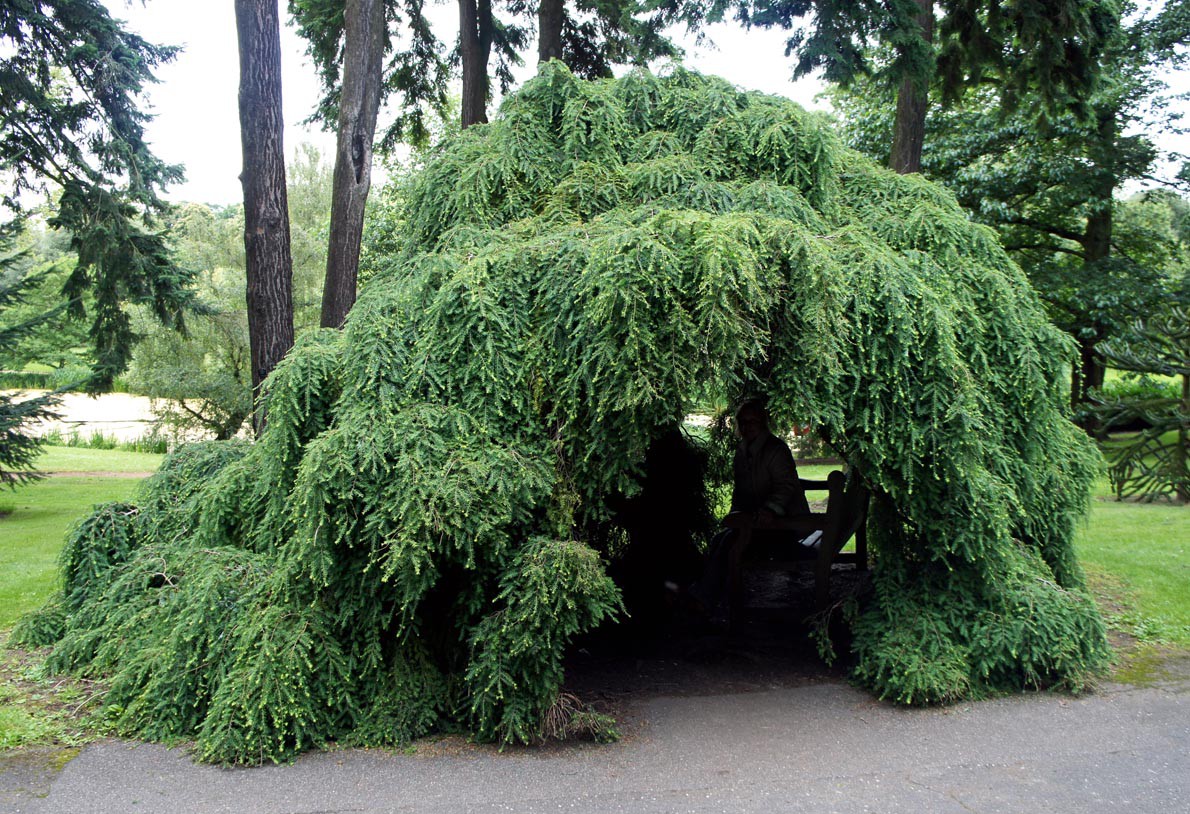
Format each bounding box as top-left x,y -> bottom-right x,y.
2,391 -> 159,442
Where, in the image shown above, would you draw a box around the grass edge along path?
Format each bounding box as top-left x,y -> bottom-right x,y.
0,452 -> 1186,753
1,450 -> 157,754
1075,496 -> 1189,649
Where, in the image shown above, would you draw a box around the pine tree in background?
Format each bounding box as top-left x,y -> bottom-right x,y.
0,230 -> 59,487
290,0 -> 451,327
660,0 -> 1116,173
832,0 -> 1190,410
0,0 -> 195,388
0,219 -> 91,376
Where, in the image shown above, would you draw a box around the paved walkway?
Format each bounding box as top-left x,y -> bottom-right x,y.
3,668 -> 1187,814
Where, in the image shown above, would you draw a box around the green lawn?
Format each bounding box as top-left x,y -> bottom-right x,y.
1,445 -> 161,629
1075,494 -> 1189,644
796,463 -> 838,481
2,449 -> 160,749
34,445 -> 163,474
0,477 -> 145,628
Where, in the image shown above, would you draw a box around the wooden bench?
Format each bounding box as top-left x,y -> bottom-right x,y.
726,469 -> 870,617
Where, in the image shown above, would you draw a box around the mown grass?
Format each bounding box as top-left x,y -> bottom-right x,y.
1,445 -> 162,631
33,444 -> 164,475
0,477 -> 145,629
1,449 -> 156,750
1075,480 -> 1189,646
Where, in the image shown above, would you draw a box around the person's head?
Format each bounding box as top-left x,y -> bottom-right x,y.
734,399 -> 769,442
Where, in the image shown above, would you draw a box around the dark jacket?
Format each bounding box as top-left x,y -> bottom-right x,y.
731,432 -> 809,517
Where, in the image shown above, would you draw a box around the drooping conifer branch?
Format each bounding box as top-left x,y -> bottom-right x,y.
18,65 -> 1107,763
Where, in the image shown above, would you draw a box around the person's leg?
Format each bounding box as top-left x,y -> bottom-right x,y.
689,527 -> 736,615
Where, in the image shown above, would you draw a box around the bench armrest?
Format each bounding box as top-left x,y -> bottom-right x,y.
724,511 -> 826,534
768,513 -> 826,535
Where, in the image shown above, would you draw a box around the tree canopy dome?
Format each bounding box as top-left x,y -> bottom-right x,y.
25,63 -> 1108,764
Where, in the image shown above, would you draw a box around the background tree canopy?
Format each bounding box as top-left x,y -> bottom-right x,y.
125,145 -> 335,441
0,0 -> 195,387
18,64 -> 1108,763
831,0 -> 1190,411
0,0 -> 195,483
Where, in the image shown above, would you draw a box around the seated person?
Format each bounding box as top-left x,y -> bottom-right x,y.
728,399 -> 811,523
607,428 -> 712,629
687,399 -> 810,620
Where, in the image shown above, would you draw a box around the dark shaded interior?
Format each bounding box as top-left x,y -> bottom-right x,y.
569,425 -> 870,709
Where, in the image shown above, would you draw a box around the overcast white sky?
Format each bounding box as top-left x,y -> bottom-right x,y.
107,1 -> 830,205
108,1 -> 1185,206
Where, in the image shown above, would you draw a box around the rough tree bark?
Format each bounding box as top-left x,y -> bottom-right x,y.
1071,110 -> 1117,411
1180,372 -> 1189,503
234,0 -> 295,433
889,0 -> 935,174
459,0 -> 494,127
320,0 -> 386,329
538,0 -> 564,65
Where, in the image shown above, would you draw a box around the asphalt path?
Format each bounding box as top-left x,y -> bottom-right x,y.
4,668 -> 1187,814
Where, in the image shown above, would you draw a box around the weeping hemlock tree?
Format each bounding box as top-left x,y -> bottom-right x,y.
1,235 -> 59,487
17,66 -> 1108,764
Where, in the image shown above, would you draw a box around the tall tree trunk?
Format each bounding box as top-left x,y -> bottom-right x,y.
459,0 -> 493,127
1178,371 -> 1189,503
1072,333 -> 1107,411
1077,199 -> 1112,406
320,0 -> 386,329
890,0 -> 934,174
234,0 -> 294,434
1072,109 -> 1117,413
538,0 -> 564,66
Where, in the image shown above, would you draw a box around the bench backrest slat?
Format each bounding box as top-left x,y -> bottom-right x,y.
823,469 -> 870,554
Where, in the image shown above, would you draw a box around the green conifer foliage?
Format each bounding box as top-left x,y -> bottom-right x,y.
26,64 -> 1108,763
